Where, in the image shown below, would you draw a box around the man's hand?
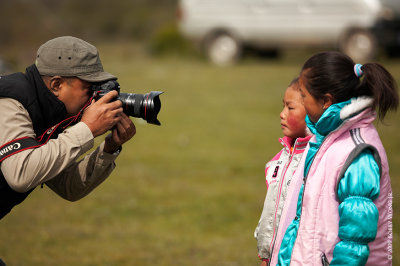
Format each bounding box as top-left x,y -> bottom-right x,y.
104,113 -> 136,153
81,90 -> 123,137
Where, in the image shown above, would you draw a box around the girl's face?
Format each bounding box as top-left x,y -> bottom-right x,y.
280,85 -> 307,139
298,76 -> 327,123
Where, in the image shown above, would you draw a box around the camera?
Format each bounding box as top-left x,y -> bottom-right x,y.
92,80 -> 163,125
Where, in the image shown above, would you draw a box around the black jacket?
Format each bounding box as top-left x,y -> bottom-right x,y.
0,65 -> 68,219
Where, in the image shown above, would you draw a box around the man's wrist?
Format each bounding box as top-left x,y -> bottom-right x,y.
104,145 -> 122,155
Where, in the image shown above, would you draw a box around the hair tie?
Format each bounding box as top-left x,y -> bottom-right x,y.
354,64 -> 364,78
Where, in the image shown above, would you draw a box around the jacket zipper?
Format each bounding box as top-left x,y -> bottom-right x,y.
268,141 -> 298,265
287,127 -> 341,263
321,253 -> 330,266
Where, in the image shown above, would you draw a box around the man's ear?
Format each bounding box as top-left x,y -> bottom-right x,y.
49,76 -> 63,96
322,93 -> 335,110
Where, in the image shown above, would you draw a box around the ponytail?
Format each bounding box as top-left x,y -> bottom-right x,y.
301,51 -> 399,121
360,63 -> 399,121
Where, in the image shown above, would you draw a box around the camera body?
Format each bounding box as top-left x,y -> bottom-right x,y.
92,80 -> 163,125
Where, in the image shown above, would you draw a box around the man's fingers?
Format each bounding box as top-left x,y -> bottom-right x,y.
118,113 -> 132,128
110,113 -> 136,145
110,107 -> 124,116
112,128 -> 121,143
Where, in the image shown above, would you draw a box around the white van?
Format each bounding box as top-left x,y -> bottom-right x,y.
178,0 -> 398,65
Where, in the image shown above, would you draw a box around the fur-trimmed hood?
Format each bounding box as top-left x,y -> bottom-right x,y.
340,96 -> 373,120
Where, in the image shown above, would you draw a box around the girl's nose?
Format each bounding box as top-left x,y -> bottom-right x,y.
280,109 -> 285,119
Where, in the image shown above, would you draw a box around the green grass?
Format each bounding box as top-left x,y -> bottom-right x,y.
1,46 -> 399,265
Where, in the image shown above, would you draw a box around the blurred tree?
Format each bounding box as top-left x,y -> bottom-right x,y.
0,0 -> 178,67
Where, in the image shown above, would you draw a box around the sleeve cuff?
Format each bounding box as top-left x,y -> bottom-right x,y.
99,141 -> 120,161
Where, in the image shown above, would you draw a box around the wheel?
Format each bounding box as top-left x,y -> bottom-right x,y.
205,33 -> 241,66
340,29 -> 378,62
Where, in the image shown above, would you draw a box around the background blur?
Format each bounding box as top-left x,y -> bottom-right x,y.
0,0 -> 399,265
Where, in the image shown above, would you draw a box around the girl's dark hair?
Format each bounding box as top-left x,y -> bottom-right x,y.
289,77 -> 299,90
301,51 -> 399,120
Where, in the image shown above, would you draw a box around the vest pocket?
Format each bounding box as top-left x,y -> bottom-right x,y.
321,253 -> 330,266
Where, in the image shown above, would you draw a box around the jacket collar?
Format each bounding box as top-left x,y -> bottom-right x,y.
280,135 -> 312,154
25,64 -> 68,132
306,96 -> 373,140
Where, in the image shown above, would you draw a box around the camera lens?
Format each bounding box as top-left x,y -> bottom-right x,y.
92,80 -> 163,125
119,91 -> 163,125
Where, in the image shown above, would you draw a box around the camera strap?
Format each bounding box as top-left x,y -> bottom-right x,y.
0,96 -> 94,163
0,114 -> 81,163
36,95 -> 94,143
0,137 -> 43,163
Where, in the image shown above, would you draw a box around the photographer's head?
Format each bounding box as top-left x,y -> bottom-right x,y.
36,36 -> 116,115
42,76 -> 93,116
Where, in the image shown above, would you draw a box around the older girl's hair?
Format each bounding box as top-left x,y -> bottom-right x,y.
300,51 -> 399,120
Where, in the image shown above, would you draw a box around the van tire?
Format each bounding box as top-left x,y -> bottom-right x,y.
340,29 -> 377,62
205,33 -> 241,66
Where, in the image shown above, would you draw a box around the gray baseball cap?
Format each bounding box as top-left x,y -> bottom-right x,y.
35,36 -> 116,83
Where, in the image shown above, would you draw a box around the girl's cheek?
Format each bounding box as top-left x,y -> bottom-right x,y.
287,115 -> 298,127
287,114 -> 305,131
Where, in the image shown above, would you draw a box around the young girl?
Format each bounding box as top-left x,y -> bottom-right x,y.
273,51 -> 398,265
254,78 -> 312,265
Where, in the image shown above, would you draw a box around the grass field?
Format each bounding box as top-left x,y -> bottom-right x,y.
0,45 -> 399,265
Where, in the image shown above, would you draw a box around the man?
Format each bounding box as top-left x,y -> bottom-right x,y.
0,36 -> 136,219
